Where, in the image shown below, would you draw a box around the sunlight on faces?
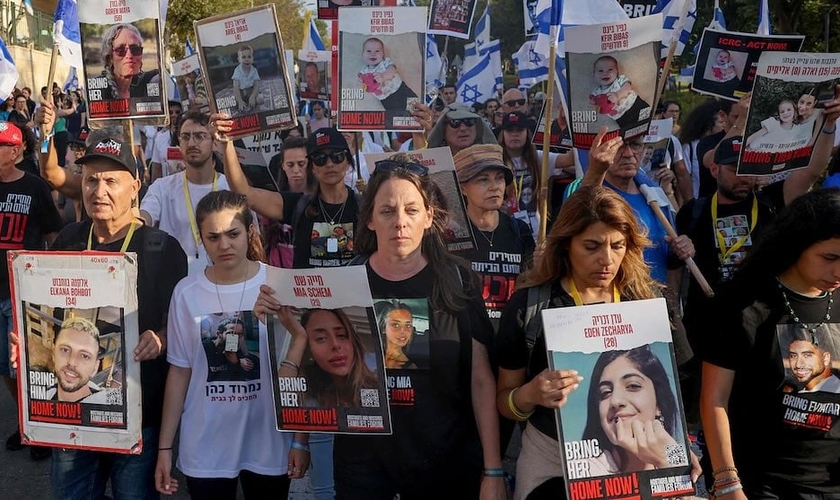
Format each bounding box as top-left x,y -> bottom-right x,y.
461,170 -> 507,211
199,207 -> 252,270
367,178 -> 433,259
598,355 -> 660,446
81,161 -> 140,225
54,329 -> 99,396
568,221 -> 626,290
305,310 -> 354,378
786,238 -> 840,294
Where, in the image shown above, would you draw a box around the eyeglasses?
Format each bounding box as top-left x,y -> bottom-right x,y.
113,44 -> 143,57
505,99 -> 526,107
310,150 -> 348,167
178,132 -> 211,143
373,159 -> 429,176
623,141 -> 645,153
447,118 -> 476,129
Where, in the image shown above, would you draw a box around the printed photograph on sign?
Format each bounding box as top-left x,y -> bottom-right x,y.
171,54 -> 210,113
778,324 -> 840,396
78,0 -> 166,120
194,4 -> 298,138
338,7 -> 426,132
299,51 -> 332,101
523,0 -> 538,38
373,298 -> 430,371
565,16 -> 660,150
201,311 -> 262,382
318,0 -> 376,22
427,0 -> 477,40
534,88 -> 573,153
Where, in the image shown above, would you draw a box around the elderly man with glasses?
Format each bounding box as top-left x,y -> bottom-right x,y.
426,103 -> 498,156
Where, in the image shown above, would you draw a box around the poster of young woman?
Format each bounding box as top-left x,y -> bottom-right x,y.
738,52 -> 840,176
565,15 -> 661,150
78,0 -> 167,120
337,6 -> 425,132
691,29 -> 805,101
171,54 -> 209,114
542,298 -> 693,500
9,251 -> 141,453
299,50 -> 332,101
194,4 -> 298,138
427,0 -> 477,39
266,266 -> 391,434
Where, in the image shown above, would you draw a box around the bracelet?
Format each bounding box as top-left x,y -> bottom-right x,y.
507,387 -> 535,421
711,481 -> 742,498
280,359 -> 300,372
823,127 -> 837,135
713,476 -> 740,484
158,447 -> 173,451
482,468 -> 505,477
712,466 -> 738,476
290,441 -> 310,452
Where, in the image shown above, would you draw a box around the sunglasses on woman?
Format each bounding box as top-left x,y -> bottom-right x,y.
373,159 -> 429,177
309,150 -> 348,167
114,44 -> 143,57
447,118 -> 477,129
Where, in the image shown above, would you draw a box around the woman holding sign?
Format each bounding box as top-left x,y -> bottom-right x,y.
495,186 -> 699,499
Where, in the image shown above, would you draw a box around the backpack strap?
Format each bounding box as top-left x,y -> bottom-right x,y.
140,228 -> 166,285
289,193 -> 313,245
524,283 -> 552,351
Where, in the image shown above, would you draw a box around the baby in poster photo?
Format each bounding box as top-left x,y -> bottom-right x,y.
357,37 -> 417,111
588,55 -> 650,129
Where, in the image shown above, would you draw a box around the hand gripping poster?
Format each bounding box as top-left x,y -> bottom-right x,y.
171,54 -> 210,114
194,5 -> 298,138
78,0 -> 167,120
266,266 -> 391,434
338,7 -> 425,132
427,0 -> 477,40
9,251 -> 141,453
364,147 -> 475,252
565,15 -> 660,150
738,52 -> 840,176
542,298 -> 693,500
691,29 -> 805,101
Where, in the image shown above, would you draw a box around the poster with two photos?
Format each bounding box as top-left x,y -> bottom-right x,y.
427,0 -> 477,39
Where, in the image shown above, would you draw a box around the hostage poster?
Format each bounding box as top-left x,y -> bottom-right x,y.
533,84 -> 574,154
639,118 -> 673,176
738,52 -> 840,176
318,0 -> 377,21
78,0 -> 167,120
266,266 -> 391,434
171,54 -> 210,114
337,7 -> 425,132
691,28 -> 805,101
194,4 -> 298,138
542,299 -> 693,500
428,0 -> 477,40
299,49 -> 332,101
565,15 -> 660,150
364,147 -> 475,252
9,251 -> 141,453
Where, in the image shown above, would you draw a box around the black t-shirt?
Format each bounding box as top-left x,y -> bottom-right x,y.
458,212 -> 535,331
283,189 -> 359,268
704,284 -> 840,493
696,130 -> 725,197
52,221 -> 188,428
497,284 -> 576,439
0,173 -> 63,298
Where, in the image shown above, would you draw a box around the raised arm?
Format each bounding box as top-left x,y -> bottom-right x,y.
581,127 -> 623,188
34,101 -> 82,199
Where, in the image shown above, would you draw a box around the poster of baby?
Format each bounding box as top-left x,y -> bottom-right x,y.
337,6 -> 426,132
194,4 -> 298,138
565,15 -> 661,150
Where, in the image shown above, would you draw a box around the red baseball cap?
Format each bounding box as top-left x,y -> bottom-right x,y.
0,121 -> 23,146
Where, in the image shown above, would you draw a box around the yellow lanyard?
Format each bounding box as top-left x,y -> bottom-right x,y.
87,220 -> 137,252
183,172 -> 218,258
711,192 -> 758,264
568,278 -> 621,306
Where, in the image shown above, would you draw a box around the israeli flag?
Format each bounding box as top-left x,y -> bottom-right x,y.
534,0 -> 627,58
426,34 -> 443,90
654,0 -> 697,57
54,0 -> 83,70
304,11 -> 326,51
0,38 -> 19,100
185,38 -> 195,56
513,40 -> 548,87
757,0 -> 771,35
455,52 -> 497,105
463,6 -> 502,93
712,0 -> 727,30
62,66 -> 79,91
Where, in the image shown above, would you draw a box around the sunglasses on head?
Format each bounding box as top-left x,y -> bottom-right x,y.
114,44 -> 143,57
447,118 -> 477,129
373,159 -> 429,177
310,150 -> 348,167
505,99 -> 526,107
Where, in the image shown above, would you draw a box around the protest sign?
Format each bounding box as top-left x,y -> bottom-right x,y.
78,0 -> 167,120
194,4 -> 297,138
10,251 -> 141,453
639,118 -> 673,176
171,54 -> 210,113
543,298 -> 693,500
364,147 -> 475,252
523,0 -> 538,38
692,28 -> 805,101
565,15 -> 660,150
739,52 -> 840,176
299,50 -> 332,101
318,0 -> 373,21
534,85 -> 573,154
427,0 -> 477,39
266,266 -> 391,434
337,7 -> 425,132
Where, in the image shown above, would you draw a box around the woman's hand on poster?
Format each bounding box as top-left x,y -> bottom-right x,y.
588,127 -> 623,175
480,474 -> 507,500
613,417 -> 678,469
254,284 -> 281,323
8,332 -> 19,370
34,101 -> 55,135
523,368 -> 582,409
134,330 -> 163,362
155,451 -> 179,495
208,113 -> 233,143
278,306 -> 308,346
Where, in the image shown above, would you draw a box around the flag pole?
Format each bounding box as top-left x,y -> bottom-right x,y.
653,0 -> 692,114
40,44 -> 59,152
538,25 -> 557,245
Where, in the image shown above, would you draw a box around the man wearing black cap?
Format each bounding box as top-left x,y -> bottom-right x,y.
218,119 -> 361,268
0,121 -> 63,459
47,136 -> 187,498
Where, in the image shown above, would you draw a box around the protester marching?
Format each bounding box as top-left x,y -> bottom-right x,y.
2,0 -> 840,499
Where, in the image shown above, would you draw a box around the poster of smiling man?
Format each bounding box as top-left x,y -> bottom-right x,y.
78,0 -> 166,120
195,4 -> 298,138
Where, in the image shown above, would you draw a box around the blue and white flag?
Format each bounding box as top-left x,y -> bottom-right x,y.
22,0 -> 34,16
62,66 -> 79,91
513,39 -> 548,87
425,34 -> 444,91
455,52 -> 497,105
462,5 -> 502,93
185,38 -> 195,56
0,38 -> 19,99
757,0 -> 771,35
303,11 -> 326,51
54,0 -> 83,70
534,0 -> 627,58
712,0 -> 727,30
654,0 -> 697,57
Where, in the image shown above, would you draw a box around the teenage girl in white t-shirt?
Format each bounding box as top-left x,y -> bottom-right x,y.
155,190 -> 310,499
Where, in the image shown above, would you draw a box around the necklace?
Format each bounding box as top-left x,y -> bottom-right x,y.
212,261 -> 251,314
477,228 -> 495,247
777,279 -> 833,346
318,196 -> 347,225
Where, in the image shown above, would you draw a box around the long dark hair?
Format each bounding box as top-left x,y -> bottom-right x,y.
678,99 -> 727,145
272,136 -> 314,192
195,190 -> 266,263
499,126 -> 542,201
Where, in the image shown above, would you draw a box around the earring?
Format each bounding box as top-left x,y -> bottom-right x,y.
655,414 -> 665,425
